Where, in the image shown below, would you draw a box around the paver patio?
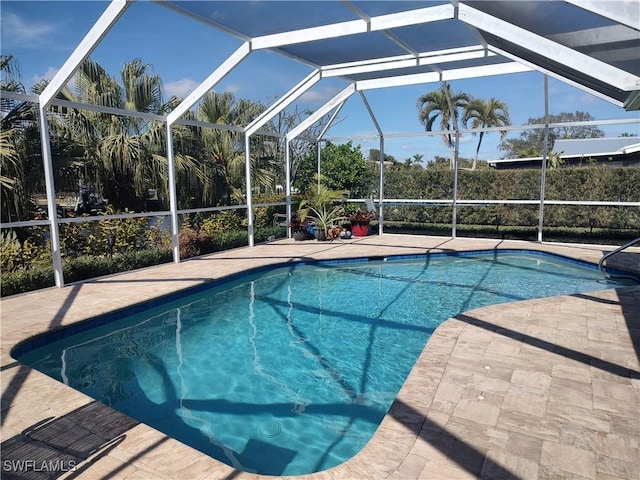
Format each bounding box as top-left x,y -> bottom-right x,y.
1,236 -> 638,479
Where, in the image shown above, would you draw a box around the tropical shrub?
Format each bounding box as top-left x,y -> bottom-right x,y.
1,248 -> 173,297
200,210 -> 244,237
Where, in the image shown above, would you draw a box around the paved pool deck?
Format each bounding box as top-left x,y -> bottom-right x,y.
1,235 -> 639,480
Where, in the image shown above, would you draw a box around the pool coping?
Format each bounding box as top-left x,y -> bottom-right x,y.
2,235 -> 639,480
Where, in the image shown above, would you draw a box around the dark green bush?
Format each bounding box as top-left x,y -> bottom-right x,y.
1,248 -> 173,296
1,267 -> 56,297
382,221 -> 637,245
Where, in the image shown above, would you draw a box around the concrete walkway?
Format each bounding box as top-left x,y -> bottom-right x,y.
1,236 -> 638,479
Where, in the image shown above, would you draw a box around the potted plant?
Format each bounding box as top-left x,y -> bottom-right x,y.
298,176 -> 348,241
289,214 -> 310,241
349,209 -> 374,236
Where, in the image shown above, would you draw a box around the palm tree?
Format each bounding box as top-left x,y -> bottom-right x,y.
417,82 -> 470,168
462,97 -> 510,169
0,56 -> 24,202
197,91 -> 273,205
0,54 -> 40,222
50,58 -> 202,210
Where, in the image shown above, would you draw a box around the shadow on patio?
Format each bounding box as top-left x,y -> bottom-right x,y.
1,401 -> 138,480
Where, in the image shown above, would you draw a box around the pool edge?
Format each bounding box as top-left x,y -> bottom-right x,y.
2,236 -> 639,480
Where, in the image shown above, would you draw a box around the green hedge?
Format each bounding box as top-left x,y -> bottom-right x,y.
1,227 -> 287,297
382,221 -> 638,245
1,248 -> 173,297
382,166 -> 640,231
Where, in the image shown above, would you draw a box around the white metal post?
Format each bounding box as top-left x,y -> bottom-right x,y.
35,0 -> 130,287
317,142 -> 322,194
358,91 -> 385,235
285,140 -> 292,237
538,75 -> 550,242
452,132 -> 460,239
38,108 -> 64,287
443,82 -> 460,238
165,123 -> 180,262
378,136 -> 385,234
245,135 -> 254,247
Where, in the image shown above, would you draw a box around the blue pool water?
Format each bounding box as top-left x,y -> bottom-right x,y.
15,251 -> 635,475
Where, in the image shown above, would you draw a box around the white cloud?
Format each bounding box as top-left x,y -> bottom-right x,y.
300,86 -> 341,104
30,67 -> 78,92
223,83 -> 241,94
458,133 -> 474,145
31,67 -> 59,84
2,12 -> 58,45
578,94 -> 598,106
163,78 -> 200,98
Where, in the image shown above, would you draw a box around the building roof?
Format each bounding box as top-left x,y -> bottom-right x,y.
487,136 -> 640,169
554,137 -> 640,156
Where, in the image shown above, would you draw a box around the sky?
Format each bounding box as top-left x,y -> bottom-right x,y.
2,0 -> 639,164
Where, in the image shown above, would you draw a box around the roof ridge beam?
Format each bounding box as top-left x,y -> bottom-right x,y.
252,4 -> 455,50
370,4 -> 455,31
252,20 -> 367,50
322,47 -> 496,78
356,62 -> 531,90
458,3 -> 640,91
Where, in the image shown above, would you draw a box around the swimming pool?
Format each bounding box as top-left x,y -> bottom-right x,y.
14,250 -> 635,476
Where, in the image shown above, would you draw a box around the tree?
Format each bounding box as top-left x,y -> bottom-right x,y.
401,157 -> 424,170
1,54 -> 41,222
48,58 -> 206,211
266,106 -> 328,191
498,111 -> 604,158
417,82 -> 470,168
318,141 -> 373,197
367,148 -> 397,164
462,97 -> 510,169
196,91 -> 273,205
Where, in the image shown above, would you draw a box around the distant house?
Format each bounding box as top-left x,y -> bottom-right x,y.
488,137 -> 640,170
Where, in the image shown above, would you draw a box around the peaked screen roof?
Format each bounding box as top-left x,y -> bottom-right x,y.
161,0 -> 640,110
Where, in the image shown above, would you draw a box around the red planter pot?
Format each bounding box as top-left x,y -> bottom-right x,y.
351,223 -> 370,236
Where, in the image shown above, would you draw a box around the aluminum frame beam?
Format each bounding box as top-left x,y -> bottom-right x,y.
489,45 -> 626,107
251,4 -> 454,50
458,3 -> 640,91
538,75 -> 550,242
564,0 -> 640,32
356,61 -> 531,90
548,25 -> 640,49
36,0 -> 130,288
165,124 -> 180,263
321,47 -> 496,78
40,0 -> 130,107
286,84 -> 356,142
358,91 -> 386,234
245,70 -> 321,137
166,42 -> 251,125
